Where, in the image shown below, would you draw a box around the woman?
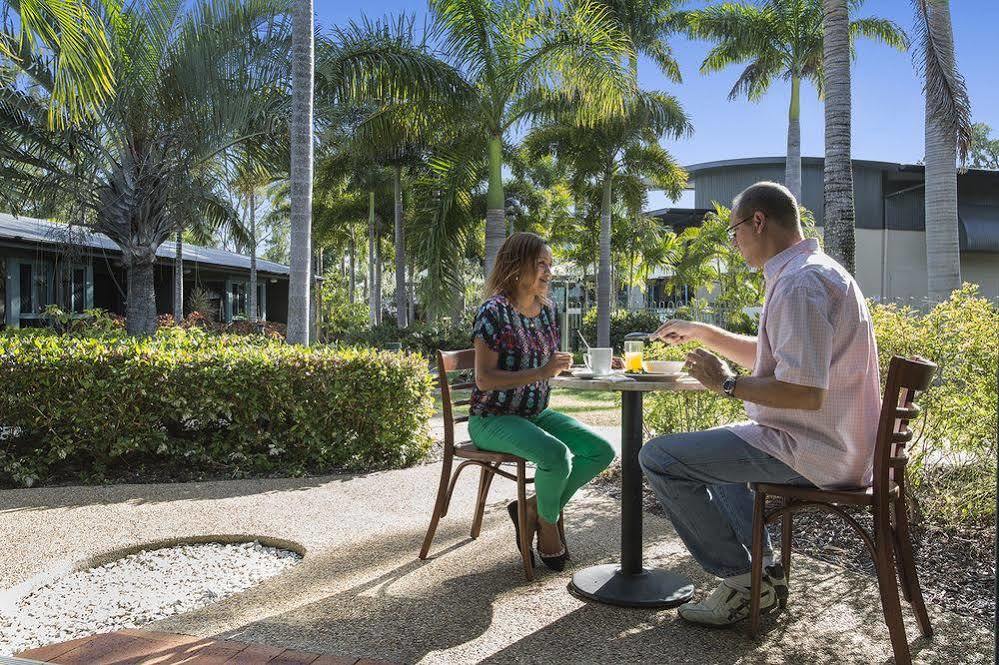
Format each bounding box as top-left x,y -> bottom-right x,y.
469,232 -> 615,571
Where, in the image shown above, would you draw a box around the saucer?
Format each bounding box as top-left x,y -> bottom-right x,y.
570,368 -> 614,379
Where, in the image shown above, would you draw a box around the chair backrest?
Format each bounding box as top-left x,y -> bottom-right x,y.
437,349 -> 476,454
872,355 -> 937,497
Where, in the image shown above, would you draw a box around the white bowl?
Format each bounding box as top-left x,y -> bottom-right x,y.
642,360 -> 685,375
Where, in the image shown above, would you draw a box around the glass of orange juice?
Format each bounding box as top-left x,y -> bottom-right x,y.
624,340 -> 644,372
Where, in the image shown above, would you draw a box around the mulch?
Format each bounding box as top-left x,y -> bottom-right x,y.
591,461 -> 996,626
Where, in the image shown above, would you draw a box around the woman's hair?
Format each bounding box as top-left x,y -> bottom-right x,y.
484,232 -> 549,300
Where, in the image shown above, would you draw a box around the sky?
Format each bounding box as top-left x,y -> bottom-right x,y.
315,0 -> 999,209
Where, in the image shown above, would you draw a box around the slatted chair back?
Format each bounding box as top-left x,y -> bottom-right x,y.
437,349 -> 476,456
872,356 -> 937,497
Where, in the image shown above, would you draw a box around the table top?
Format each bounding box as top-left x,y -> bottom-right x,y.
550,371 -> 707,393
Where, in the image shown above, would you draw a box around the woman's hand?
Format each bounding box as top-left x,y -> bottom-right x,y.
543,352 -> 574,378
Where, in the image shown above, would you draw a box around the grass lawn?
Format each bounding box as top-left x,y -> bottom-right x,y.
434,388 -> 620,428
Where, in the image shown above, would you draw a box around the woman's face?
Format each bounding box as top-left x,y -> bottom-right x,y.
520,245 -> 554,297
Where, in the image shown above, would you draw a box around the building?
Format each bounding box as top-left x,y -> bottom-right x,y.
649,157 -> 999,302
0,213 -> 290,328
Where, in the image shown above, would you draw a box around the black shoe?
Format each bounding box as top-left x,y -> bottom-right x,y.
507,500 -> 535,567
537,545 -> 569,572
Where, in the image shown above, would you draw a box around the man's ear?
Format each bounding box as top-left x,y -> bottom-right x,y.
754,211 -> 767,234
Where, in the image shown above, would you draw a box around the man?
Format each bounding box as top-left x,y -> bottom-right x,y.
639,181 -> 881,626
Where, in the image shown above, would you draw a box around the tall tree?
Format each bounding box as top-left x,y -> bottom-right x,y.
426,0 -> 633,278
822,0 -> 856,274
286,0 -> 314,344
689,0 -> 906,201
914,0 -> 972,303
528,92 -> 690,346
968,123 -> 999,170
0,0 -> 291,335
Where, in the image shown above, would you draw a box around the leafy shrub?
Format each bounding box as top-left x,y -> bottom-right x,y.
580,308 -> 664,353
336,312 -> 475,358
0,327 -> 435,487
871,284 -> 997,524
640,284 -> 997,525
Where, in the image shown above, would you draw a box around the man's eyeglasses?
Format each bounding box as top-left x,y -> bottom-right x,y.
726,214 -> 755,241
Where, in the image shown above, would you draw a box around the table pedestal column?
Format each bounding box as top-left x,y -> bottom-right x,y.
569,391 -> 694,608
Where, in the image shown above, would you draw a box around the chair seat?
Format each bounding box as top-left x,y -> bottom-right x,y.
753,481 -> 899,506
454,441 -> 525,464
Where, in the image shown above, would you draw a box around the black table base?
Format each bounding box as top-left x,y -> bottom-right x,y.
570,564 -> 694,608
568,390 -> 694,608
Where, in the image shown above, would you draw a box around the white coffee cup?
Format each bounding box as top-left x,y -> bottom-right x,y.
583,347 -> 614,376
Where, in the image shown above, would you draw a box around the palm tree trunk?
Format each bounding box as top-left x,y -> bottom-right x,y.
287,0 -> 314,345
923,1 -> 962,303
375,218 -> 383,324
393,164 -> 406,327
407,256 -> 415,324
125,252 -> 157,336
822,0 -> 856,275
597,171 -> 612,347
348,231 -> 356,304
249,190 -> 258,323
785,75 -> 802,202
368,190 -> 377,324
484,134 -> 505,279
173,231 -> 183,324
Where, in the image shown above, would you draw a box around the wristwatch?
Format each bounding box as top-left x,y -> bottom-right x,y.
722,375 -> 738,398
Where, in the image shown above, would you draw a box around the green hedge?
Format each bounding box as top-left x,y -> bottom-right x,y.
581,309 -> 664,353
0,327 -> 435,487
639,284 -> 998,525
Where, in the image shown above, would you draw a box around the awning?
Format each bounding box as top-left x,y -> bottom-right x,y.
959,204 -> 999,253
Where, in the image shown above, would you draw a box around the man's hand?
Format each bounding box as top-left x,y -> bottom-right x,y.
651,319 -> 704,345
685,348 -> 736,394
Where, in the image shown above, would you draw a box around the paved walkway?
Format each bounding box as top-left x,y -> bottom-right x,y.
0,462 -> 993,664
16,629 -> 395,664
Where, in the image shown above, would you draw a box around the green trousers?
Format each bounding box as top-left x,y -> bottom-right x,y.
468,409 -> 616,524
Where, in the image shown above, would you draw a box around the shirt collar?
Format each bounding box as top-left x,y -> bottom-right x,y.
762,238 -> 819,282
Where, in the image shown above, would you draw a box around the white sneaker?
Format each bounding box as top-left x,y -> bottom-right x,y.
678,576 -> 778,626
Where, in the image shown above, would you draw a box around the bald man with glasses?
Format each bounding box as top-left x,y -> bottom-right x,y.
639,181 -> 881,626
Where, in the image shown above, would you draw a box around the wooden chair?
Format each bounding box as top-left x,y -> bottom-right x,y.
748,356 -> 937,665
419,349 -> 564,581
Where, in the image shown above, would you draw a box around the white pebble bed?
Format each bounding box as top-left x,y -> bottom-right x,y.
0,541 -> 301,656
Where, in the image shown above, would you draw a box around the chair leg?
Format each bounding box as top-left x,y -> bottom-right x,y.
749,489 -> 767,637
517,461 -> 534,582
419,455 -> 454,559
873,508 -> 912,665
781,499 -> 793,596
470,464 -> 496,539
893,494 -> 933,638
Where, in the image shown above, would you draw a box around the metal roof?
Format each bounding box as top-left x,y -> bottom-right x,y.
0,212 -> 289,276
959,204 -> 999,253
683,156 -> 999,179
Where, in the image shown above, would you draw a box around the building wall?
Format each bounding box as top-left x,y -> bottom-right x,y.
691,161 -> 885,229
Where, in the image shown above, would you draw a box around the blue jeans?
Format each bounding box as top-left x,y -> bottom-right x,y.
638,428 -> 810,578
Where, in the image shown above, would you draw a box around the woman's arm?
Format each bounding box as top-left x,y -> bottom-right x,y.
473,337 -> 571,391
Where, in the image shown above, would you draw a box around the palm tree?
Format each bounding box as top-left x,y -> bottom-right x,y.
426,0 -> 634,278
286,0 -> 314,344
688,0 -> 906,202
527,92 -> 690,346
1,0 -> 115,127
914,0 -> 972,303
0,0 -> 290,336
595,0 -> 684,80
822,0 -> 855,274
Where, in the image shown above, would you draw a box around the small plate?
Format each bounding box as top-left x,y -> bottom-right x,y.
623,371 -> 687,381
570,368 -> 616,379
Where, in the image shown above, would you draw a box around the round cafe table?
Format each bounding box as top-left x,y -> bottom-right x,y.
550,370 -> 707,608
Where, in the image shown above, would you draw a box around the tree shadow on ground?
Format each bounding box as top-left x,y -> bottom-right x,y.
155,491 -> 995,665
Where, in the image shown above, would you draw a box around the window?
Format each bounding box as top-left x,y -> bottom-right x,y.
0,258 -> 5,325
19,263 -> 34,314
231,282 -> 247,319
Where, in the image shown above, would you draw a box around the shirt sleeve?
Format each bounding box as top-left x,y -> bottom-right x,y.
472,301 -> 503,352
766,276 -> 834,390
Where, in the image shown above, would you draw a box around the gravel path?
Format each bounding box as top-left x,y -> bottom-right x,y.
0,541 -> 301,656
591,461 -> 996,626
